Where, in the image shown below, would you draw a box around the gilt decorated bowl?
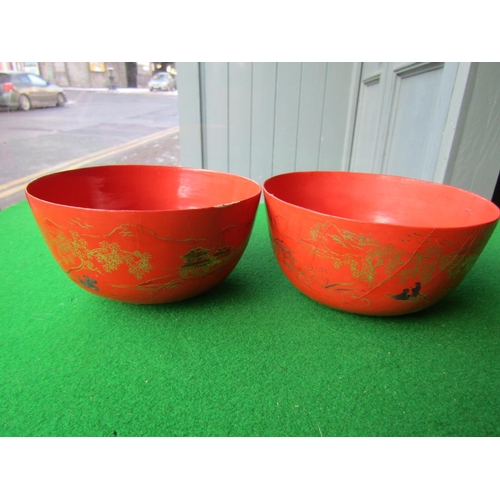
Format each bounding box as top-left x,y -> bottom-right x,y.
263,171 -> 499,316
26,165 -> 261,304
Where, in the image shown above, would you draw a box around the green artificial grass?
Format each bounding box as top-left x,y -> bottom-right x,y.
1,201 -> 500,436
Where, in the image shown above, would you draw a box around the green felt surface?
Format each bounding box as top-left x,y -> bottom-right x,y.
1,201 -> 500,437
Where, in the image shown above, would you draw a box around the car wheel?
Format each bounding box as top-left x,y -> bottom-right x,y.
56,93 -> 66,106
19,94 -> 31,111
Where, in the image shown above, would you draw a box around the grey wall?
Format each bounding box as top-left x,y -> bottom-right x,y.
177,62 -> 358,185
445,62 -> 500,200
38,62 -> 129,88
176,61 -> 500,200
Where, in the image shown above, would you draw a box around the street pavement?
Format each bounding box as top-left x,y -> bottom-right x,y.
63,87 -> 178,95
0,88 -> 181,210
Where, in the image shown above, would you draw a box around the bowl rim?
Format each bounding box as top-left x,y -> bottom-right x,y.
25,164 -> 262,213
263,170 -> 500,230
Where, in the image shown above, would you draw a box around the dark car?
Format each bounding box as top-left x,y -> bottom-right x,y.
0,71 -> 66,111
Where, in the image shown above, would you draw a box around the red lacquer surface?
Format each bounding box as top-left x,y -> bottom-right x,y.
26,165 -> 261,304
264,171 -> 500,316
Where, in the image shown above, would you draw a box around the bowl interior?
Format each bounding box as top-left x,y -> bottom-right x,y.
264,171 -> 500,228
27,165 -> 261,211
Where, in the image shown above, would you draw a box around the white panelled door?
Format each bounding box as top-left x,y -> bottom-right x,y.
349,62 -> 459,181
177,62 -> 475,190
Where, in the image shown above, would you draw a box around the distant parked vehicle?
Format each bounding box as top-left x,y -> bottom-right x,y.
148,72 -> 177,92
0,71 -> 66,111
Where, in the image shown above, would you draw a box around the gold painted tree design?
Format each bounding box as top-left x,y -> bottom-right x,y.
50,230 -> 152,279
299,222 -> 487,289
301,223 -> 406,284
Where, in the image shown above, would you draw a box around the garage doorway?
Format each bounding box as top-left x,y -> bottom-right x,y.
125,62 -> 137,88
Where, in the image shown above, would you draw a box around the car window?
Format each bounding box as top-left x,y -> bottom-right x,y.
0,73 -> 11,83
16,74 -> 32,84
27,74 -> 48,86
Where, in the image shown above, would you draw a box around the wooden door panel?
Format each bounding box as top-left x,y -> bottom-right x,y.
204,62 -> 229,172
272,62 -> 302,176
349,66 -> 386,173
228,62 -> 252,177
295,62 -> 328,171
349,62 -> 459,181
383,63 -> 445,180
250,62 -> 277,184
318,62 -> 359,172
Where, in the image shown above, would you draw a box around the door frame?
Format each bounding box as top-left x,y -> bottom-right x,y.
346,62 -> 474,183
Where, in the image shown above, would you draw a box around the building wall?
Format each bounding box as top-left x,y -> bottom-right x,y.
445,62 -> 500,200
38,62 -> 129,88
67,62 -> 93,87
0,62 -> 24,71
7,62 -> 167,89
39,62 -> 70,86
137,62 -> 155,88
177,61 -> 500,200
177,62 -> 357,184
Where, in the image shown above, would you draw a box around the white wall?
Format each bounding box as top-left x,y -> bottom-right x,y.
445,62 -> 500,200
177,62 -> 359,184
177,61 -> 500,200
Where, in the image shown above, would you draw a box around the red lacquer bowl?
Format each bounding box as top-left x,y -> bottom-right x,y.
264,171 -> 500,316
26,165 -> 261,304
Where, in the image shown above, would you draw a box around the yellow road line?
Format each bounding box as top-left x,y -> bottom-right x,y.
0,127 -> 177,191
0,125 -> 180,200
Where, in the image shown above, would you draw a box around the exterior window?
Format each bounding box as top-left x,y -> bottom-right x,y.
89,62 -> 106,73
16,74 -> 31,84
27,74 -> 48,86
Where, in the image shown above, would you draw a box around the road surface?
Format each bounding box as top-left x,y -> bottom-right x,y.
0,89 -> 181,210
